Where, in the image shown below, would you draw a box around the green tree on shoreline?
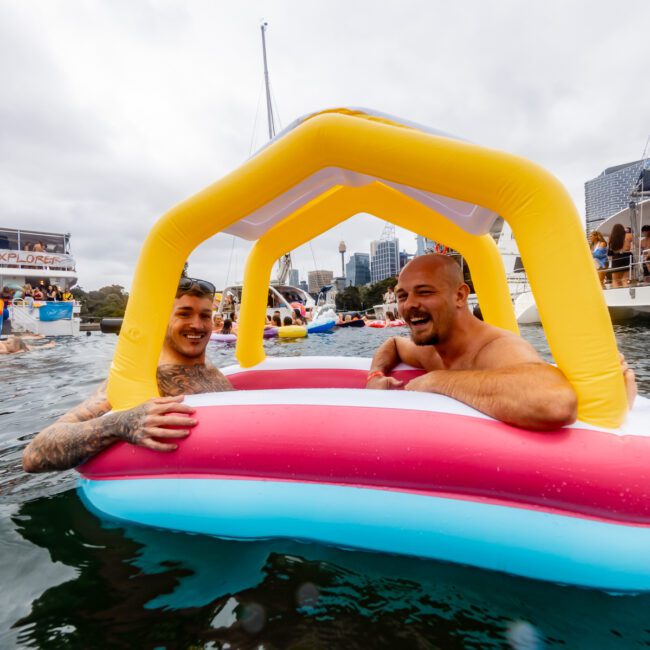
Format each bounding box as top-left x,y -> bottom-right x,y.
71,285 -> 128,319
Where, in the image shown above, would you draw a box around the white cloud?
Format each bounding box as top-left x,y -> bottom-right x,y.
1,0 -> 648,289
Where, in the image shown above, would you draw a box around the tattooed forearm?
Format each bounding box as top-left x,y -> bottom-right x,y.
22,404 -> 154,472
22,417 -> 118,472
23,363 -> 230,473
157,364 -> 233,396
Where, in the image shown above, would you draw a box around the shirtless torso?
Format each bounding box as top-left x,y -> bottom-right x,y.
367,254 -> 635,430
367,255 -> 579,430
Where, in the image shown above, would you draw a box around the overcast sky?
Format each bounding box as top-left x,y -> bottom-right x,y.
2,0 -> 649,290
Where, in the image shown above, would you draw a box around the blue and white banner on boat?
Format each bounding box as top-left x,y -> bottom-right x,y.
39,302 -> 74,321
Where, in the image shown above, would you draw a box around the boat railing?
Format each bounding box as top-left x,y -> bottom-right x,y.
598,257 -> 650,288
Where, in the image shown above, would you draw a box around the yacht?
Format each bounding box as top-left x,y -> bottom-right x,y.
217,283 -> 315,320
0,227 -> 81,335
515,200 -> 650,323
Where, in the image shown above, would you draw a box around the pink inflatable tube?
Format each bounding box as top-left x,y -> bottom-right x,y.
367,320 -> 405,328
78,356 -> 650,591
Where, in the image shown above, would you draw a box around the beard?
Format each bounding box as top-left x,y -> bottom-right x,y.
412,332 -> 439,346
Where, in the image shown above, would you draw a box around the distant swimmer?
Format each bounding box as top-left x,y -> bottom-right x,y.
0,335 -> 56,355
22,278 -> 234,473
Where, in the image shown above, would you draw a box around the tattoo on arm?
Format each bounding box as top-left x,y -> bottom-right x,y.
156,364 -> 233,396
23,364 -> 233,473
22,383 -> 113,473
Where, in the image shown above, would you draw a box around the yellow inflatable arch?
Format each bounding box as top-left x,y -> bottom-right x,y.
108,108 -> 626,428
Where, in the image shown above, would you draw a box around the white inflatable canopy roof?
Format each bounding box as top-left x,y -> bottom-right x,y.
223,108 -> 500,241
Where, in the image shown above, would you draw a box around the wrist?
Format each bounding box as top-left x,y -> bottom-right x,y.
366,370 -> 385,383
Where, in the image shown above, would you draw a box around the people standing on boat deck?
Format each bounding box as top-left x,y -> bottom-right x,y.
623,227 -> 634,252
366,254 -> 628,431
32,241 -> 45,253
32,286 -> 44,301
22,278 -> 234,473
640,225 -> 650,282
61,289 -> 74,301
383,286 -> 397,304
589,231 -> 609,288
608,224 -> 632,288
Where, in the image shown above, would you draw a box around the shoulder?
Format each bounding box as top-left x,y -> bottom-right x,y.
473,327 -> 542,369
157,363 -> 233,396
393,336 -> 443,370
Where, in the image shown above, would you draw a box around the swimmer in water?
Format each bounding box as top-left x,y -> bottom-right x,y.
0,335 -> 55,355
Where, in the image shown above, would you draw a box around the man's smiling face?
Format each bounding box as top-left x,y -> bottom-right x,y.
395,255 -> 467,346
164,294 -> 213,360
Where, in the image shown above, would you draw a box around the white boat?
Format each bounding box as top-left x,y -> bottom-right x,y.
218,284 -> 315,321
0,227 -> 81,336
515,200 -> 650,323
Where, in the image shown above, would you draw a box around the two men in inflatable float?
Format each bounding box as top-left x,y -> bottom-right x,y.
20,109 -> 648,593
24,250 -> 610,472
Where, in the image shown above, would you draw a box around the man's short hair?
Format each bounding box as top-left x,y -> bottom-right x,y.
642,225 -> 650,233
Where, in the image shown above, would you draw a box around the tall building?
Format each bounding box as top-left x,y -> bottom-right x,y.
415,234 -> 435,256
299,280 -> 309,293
307,269 -> 333,293
370,238 -> 399,283
399,250 -> 412,270
585,159 -> 650,232
288,268 -> 299,287
345,253 -> 370,286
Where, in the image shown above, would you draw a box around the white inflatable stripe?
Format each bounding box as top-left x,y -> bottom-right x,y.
221,356 -> 416,374
185,387 -> 494,420
215,357 -> 650,438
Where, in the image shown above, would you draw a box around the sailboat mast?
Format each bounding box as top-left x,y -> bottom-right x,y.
260,21 -> 291,285
260,22 -> 276,140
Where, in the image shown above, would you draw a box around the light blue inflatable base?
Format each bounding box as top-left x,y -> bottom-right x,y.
78,477 -> 650,592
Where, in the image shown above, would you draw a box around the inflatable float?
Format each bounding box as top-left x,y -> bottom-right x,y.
367,319 -> 406,328
78,108 -> 649,592
210,325 -> 306,343
337,319 -> 365,328
210,332 -> 237,343
307,318 -> 336,334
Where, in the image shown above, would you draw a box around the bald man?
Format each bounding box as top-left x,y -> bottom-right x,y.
366,254 -> 579,430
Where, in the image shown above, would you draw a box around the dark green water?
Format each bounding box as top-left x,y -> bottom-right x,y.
1,325 -> 649,649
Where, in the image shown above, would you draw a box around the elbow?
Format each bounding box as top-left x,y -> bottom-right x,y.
538,389 -> 578,430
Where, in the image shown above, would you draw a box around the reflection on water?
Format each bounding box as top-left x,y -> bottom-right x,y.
9,492 -> 650,649
1,323 -> 649,648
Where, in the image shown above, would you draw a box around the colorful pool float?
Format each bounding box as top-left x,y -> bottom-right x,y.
307,318 -> 336,333
80,108 -> 645,591
367,319 -> 406,328
79,356 -> 650,592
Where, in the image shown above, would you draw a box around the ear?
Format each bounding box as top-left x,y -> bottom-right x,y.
456,283 -> 470,306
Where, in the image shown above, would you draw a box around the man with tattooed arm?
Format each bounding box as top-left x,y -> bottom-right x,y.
22,278 -> 233,473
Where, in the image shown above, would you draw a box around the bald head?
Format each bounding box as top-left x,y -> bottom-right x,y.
395,254 -> 470,345
399,253 -> 464,289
